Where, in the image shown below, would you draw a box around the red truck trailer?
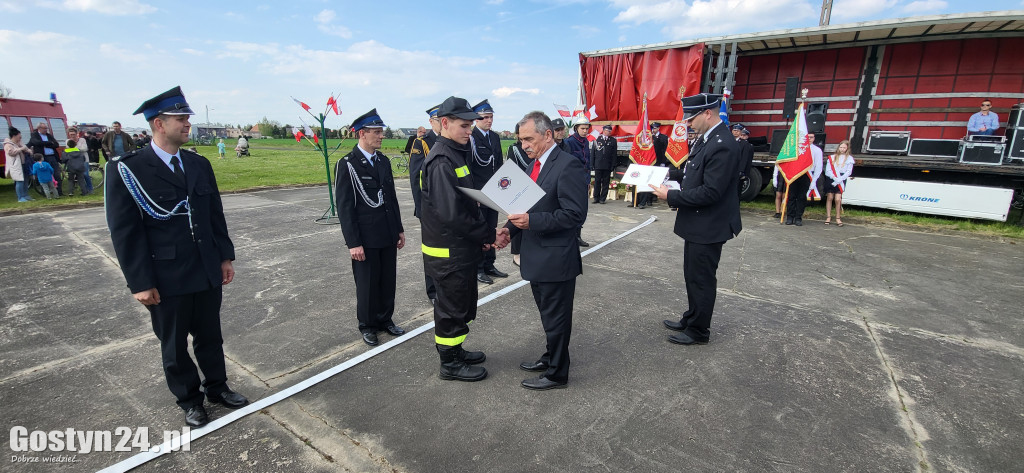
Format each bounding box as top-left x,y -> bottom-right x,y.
580,11 -> 1024,221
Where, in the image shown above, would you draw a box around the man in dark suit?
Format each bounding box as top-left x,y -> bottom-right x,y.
651,93 -> 742,345
409,104 -> 441,303
105,86 -> 248,427
506,111 -> 587,390
469,99 -> 508,284
335,109 -> 407,347
733,124 -> 755,198
591,125 -> 617,204
28,122 -> 65,196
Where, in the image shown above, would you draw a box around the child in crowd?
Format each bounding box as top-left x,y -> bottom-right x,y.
62,139 -> 91,196
217,138 -> 226,159
31,154 -> 57,199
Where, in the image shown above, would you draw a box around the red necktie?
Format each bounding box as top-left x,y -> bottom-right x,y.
530,159 -> 541,182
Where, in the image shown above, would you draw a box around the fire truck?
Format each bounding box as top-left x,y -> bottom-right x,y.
1,96 -> 69,177
580,10 -> 1024,222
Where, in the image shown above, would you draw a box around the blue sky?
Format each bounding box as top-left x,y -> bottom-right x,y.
1,0 -> 1021,132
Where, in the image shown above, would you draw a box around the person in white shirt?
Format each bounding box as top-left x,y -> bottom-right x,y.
824,140 -> 854,226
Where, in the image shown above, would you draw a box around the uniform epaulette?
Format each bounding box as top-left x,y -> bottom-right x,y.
181,148 -> 205,159
110,149 -> 141,163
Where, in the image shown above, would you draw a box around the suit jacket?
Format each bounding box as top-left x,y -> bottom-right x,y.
334,145 -> 404,249
28,131 -> 60,157
667,122 -> 742,244
591,135 -> 617,171
469,128 -> 503,189
505,146 -> 586,283
409,130 -> 437,218
653,133 -> 669,166
101,131 -> 135,157
105,145 -> 235,297
737,139 -> 754,175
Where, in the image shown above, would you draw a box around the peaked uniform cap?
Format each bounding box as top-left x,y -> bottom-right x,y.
133,86 -> 195,121
351,109 -> 386,131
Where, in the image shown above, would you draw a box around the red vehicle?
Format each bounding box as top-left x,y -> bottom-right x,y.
1,96 -> 69,177
580,11 -> 1024,220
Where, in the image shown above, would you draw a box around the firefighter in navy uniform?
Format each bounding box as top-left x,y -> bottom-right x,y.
105,86 -> 248,428
420,96 -> 509,382
334,109 -> 406,347
409,103 -> 442,303
469,99 -> 508,284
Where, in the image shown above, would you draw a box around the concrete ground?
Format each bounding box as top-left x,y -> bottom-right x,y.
1,184 -> 1021,473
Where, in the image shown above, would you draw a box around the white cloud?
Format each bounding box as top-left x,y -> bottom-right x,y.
60,0 -> 157,15
314,9 -> 352,39
902,0 -> 947,12
610,0 -> 818,39
492,87 -> 541,97
0,1 -> 25,12
830,0 -> 898,20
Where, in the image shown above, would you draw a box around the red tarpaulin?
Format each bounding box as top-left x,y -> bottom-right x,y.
580,45 -> 703,137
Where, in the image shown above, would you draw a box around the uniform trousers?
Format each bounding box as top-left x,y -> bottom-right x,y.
680,240 -> 724,340
478,207 -> 498,271
352,246 -> 397,332
148,286 -> 227,409
434,265 -> 479,343
593,169 -> 611,202
531,279 -> 576,383
786,175 -> 811,219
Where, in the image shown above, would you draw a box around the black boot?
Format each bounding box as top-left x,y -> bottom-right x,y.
455,345 -> 486,365
437,344 -> 487,381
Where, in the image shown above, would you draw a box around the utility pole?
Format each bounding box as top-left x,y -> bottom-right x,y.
820,0 -> 832,26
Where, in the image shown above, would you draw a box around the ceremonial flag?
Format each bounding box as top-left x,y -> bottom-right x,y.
327,95 -> 340,115
303,124 -> 319,144
665,95 -> 690,167
719,89 -> 731,127
553,104 -> 572,118
775,103 -> 813,221
294,128 -> 305,142
628,93 -> 656,165
292,97 -> 311,112
585,105 -> 597,121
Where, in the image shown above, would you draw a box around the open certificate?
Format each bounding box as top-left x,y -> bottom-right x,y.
458,159 -> 546,214
620,164 -> 670,192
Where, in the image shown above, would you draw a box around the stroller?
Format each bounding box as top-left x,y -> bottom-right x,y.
235,136 -> 250,157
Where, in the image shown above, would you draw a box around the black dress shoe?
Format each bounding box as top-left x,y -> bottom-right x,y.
185,405 -> 209,427
794,218 -> 803,226
668,333 -> 709,345
208,390 -> 249,409
785,217 -> 795,225
577,238 -> 590,247
638,204 -> 646,209
773,212 -> 782,218
385,324 -> 405,336
519,360 -> 549,372
522,376 -> 567,390
476,271 -> 494,284
362,331 -> 379,346
662,319 -> 685,332
484,267 -> 508,278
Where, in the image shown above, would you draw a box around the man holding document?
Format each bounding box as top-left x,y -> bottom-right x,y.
504,111 -> 587,390
650,93 -> 742,346
420,96 -> 510,382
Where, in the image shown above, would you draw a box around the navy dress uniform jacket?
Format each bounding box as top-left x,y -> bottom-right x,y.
105,146 -> 235,297
667,122 -> 743,244
469,128 -> 503,189
334,146 -> 404,249
505,146 -> 587,282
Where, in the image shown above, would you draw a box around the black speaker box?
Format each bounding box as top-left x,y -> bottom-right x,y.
806,102 -> 828,134
748,136 -> 770,152
783,77 -> 800,120
769,129 -> 789,155
866,131 -> 911,155
959,141 -> 1004,165
1006,127 -> 1024,161
909,139 -> 960,158
1007,104 -> 1023,129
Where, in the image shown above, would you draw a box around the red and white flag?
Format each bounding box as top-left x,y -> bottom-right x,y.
628,93 -> 656,165
553,104 -> 572,118
292,97 -> 311,111
294,128 -> 305,142
327,95 -> 340,115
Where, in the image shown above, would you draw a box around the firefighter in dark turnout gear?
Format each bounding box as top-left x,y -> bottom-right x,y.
469,99 -> 508,284
334,109 -> 406,347
420,96 -> 510,382
409,103 -> 442,303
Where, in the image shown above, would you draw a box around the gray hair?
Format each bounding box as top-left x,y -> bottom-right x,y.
517,111 -> 553,136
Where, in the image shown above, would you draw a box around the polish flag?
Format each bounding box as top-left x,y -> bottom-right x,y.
292,97 -> 311,111
327,95 -> 340,115
553,104 -> 572,118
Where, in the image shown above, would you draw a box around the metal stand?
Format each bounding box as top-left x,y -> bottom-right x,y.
315,208 -> 340,225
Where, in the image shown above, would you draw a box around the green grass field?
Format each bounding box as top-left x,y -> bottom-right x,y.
2,138 -> 1021,238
